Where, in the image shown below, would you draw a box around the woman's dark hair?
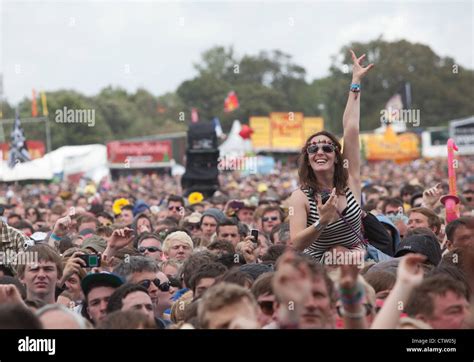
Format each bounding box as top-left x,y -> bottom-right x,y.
298,131 -> 348,195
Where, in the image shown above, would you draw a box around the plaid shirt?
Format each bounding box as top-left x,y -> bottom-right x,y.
0,220 -> 29,254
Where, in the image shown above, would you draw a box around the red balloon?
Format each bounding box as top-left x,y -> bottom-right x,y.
239,125 -> 254,139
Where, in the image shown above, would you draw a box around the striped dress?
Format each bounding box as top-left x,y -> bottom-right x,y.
302,187 -> 363,262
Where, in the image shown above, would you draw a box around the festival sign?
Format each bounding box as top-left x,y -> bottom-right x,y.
361,127 -> 420,162
250,114 -> 324,151
249,117 -> 271,150
450,116 -> 474,155
107,140 -> 172,168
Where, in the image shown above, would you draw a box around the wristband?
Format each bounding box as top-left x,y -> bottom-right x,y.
350,83 -> 361,92
50,232 -> 61,241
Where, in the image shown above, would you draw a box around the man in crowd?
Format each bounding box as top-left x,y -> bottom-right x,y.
216,218 -> 241,247
17,244 -> 63,306
405,274 -> 471,329
81,271 -> 123,325
200,208 -> 225,242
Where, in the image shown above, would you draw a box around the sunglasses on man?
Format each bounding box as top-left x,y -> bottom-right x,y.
138,278 -> 171,292
262,216 -> 279,222
168,206 -> 182,211
138,246 -> 162,253
307,143 -> 336,154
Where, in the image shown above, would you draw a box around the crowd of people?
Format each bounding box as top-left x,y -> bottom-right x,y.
0,50 -> 473,330
0,154 -> 472,330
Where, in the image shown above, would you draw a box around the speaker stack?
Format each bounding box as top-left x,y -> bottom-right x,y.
181,122 -> 220,198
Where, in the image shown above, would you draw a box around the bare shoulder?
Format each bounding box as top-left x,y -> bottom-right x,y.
290,188 -> 308,201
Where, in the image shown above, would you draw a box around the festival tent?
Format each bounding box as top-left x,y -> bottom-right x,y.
218,120 -> 253,157
0,144 -> 108,182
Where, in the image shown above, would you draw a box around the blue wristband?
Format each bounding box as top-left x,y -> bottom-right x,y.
350,83 -> 361,92
50,232 -> 61,241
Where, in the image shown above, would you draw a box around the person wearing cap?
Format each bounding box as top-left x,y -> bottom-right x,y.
236,201 -> 256,226
81,235 -> 108,255
133,200 -> 150,217
80,271 -> 123,325
182,212 -> 203,238
200,208 -> 225,241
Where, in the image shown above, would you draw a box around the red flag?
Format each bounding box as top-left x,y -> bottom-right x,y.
32,89 -> 38,117
224,91 -> 239,112
191,108 -> 199,123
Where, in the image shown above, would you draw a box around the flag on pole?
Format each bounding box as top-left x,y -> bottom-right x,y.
212,117 -> 223,137
32,89 -> 38,117
8,111 -> 31,168
224,91 -> 239,112
191,108 -> 199,123
41,91 -> 48,116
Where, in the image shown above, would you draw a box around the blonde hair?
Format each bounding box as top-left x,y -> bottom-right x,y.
163,231 -> 193,253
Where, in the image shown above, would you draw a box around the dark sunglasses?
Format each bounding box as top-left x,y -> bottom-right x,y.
336,303 -> 373,318
138,246 -> 162,253
186,224 -> 200,230
139,278 -> 171,292
307,144 -> 336,154
258,301 -> 274,316
168,206 -> 182,211
262,216 -> 279,222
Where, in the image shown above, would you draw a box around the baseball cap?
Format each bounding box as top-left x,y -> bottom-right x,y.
395,234 -> 442,266
81,271 -> 124,297
82,235 -> 107,254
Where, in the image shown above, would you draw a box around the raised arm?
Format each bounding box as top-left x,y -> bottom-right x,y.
342,50 -> 374,203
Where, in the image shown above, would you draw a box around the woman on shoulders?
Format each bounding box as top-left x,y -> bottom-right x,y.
289,50 -> 374,261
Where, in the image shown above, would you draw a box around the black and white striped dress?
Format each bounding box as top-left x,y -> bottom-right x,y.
302,187 -> 363,262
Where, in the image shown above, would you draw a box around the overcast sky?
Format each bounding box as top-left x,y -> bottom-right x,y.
1,0 -> 473,104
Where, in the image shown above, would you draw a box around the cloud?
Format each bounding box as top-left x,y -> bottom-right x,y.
1,0 -> 472,104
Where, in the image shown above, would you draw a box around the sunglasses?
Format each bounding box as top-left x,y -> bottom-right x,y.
258,301 -> 274,316
336,303 -> 373,318
168,206 -> 182,211
186,224 -> 200,230
138,278 -> 170,292
307,144 -> 336,154
138,246 -> 162,253
262,216 -> 279,222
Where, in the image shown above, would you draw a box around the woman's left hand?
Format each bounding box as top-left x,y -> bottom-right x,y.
350,50 -> 374,81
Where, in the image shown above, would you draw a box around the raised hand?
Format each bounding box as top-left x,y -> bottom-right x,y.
272,251 -> 312,308
0,285 -> 24,305
350,50 -> 374,82
422,183 -> 443,209
397,253 -> 426,288
53,215 -> 72,237
107,227 -> 134,251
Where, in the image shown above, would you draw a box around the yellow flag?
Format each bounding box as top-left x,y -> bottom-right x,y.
41,91 -> 48,116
